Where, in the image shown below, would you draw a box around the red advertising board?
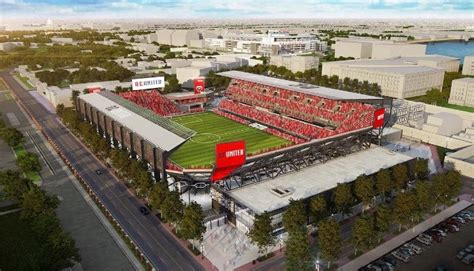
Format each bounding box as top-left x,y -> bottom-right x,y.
193,78 -> 205,94
87,87 -> 101,93
373,108 -> 385,128
211,140 -> 246,182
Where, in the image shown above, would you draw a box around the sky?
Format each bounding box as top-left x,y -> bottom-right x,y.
0,0 -> 473,21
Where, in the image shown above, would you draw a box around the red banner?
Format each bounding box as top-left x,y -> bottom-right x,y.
373,108 -> 385,128
211,140 -> 246,182
193,78 -> 205,94
88,87 -> 101,93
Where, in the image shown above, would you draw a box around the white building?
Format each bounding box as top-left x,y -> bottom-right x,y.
131,43 -> 160,55
333,38 -> 426,59
270,55 -> 319,73
176,56 -> 249,88
462,55 -> 474,76
50,37 -> 74,44
449,77 -> 474,107
322,56 -> 450,98
148,29 -> 201,47
0,42 -> 24,51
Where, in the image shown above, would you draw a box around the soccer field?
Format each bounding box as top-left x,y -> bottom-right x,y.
169,112 -> 291,169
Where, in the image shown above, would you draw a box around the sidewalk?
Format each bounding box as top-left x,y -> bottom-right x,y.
338,200 -> 473,271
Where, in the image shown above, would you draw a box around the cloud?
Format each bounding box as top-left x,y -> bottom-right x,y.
1,0 -> 472,20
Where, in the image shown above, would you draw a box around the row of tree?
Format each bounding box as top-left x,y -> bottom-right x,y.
57,103 -> 206,249
248,158 -> 463,269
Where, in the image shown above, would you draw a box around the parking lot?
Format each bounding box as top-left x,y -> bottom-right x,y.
397,206 -> 474,271
362,205 -> 474,271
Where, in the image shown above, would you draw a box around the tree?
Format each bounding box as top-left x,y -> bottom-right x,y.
375,169 -> 392,201
392,164 -> 409,191
149,181 -> 169,211
16,152 -> 42,173
393,192 -> 416,231
0,170 -> 32,200
45,227 -> 81,270
163,74 -> 181,93
310,195 -> 327,225
20,186 -> 59,220
180,201 -> 206,250
374,204 -> 392,242
318,218 -> 341,269
0,127 -> 24,147
285,230 -> 313,271
352,216 -> 374,254
414,158 -> 429,180
333,183 -> 353,217
248,211 -> 275,257
414,180 -> 434,216
161,190 -> 184,226
282,199 -> 307,234
354,175 -> 374,212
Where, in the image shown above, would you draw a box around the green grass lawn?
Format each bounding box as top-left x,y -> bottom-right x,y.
13,73 -> 34,89
170,112 -> 291,169
438,102 -> 474,113
0,212 -> 44,270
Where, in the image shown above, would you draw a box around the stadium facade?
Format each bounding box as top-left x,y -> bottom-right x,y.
75,71 -> 415,232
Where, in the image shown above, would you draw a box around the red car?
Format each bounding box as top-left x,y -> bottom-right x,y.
446,219 -> 460,227
426,231 -> 443,242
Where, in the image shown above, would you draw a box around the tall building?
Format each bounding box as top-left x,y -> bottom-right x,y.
449,78 -> 474,107
270,55 -> 319,73
333,38 -> 426,59
321,56 -> 453,98
462,56 -> 474,76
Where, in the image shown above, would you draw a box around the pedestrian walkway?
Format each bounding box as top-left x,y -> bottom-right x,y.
338,200 -> 473,271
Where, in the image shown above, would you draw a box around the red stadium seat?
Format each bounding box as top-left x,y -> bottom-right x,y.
119,90 -> 181,117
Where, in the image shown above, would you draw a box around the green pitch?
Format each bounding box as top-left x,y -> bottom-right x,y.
169,112 -> 291,169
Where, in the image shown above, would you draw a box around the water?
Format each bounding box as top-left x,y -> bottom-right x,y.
425,40 -> 474,63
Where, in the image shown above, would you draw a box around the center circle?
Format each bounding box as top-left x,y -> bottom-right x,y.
190,133 -> 221,144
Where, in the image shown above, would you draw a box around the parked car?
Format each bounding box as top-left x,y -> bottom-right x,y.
401,244 -> 416,255
419,233 -> 432,241
382,256 -> 397,267
416,235 -> 432,246
465,244 -> 474,254
459,212 -> 474,221
446,219 -> 461,228
406,242 -> 422,254
95,169 -> 102,175
374,261 -> 394,271
462,254 -> 474,265
456,250 -> 467,260
431,228 -> 447,237
391,250 -> 410,263
452,216 -> 466,224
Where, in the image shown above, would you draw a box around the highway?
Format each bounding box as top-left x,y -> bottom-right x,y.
1,72 -> 204,271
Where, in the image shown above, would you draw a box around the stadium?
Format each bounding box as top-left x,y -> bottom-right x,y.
76,71 -> 412,229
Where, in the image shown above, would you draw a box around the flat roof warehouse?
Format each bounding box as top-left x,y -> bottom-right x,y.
228,146 -> 413,214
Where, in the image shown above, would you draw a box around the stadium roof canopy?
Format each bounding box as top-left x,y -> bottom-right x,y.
217,70 -> 383,102
227,147 -> 413,214
79,91 -> 195,152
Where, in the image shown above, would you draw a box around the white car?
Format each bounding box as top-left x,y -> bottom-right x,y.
453,216 -> 466,224
459,212 -> 474,221
406,242 -> 423,254
416,235 -> 432,246
391,250 -> 410,263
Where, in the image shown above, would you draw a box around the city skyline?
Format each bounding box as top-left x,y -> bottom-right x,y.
1,0 -> 473,21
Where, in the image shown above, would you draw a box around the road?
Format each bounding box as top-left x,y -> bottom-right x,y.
1,72 -> 204,271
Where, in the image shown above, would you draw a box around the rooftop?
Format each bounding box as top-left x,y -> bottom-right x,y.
217,70 -> 382,102
453,77 -> 474,84
227,146 -> 413,214
79,91 -> 194,151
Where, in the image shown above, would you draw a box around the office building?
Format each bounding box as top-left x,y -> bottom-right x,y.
270,55 -> 319,73
449,77 -> 474,107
